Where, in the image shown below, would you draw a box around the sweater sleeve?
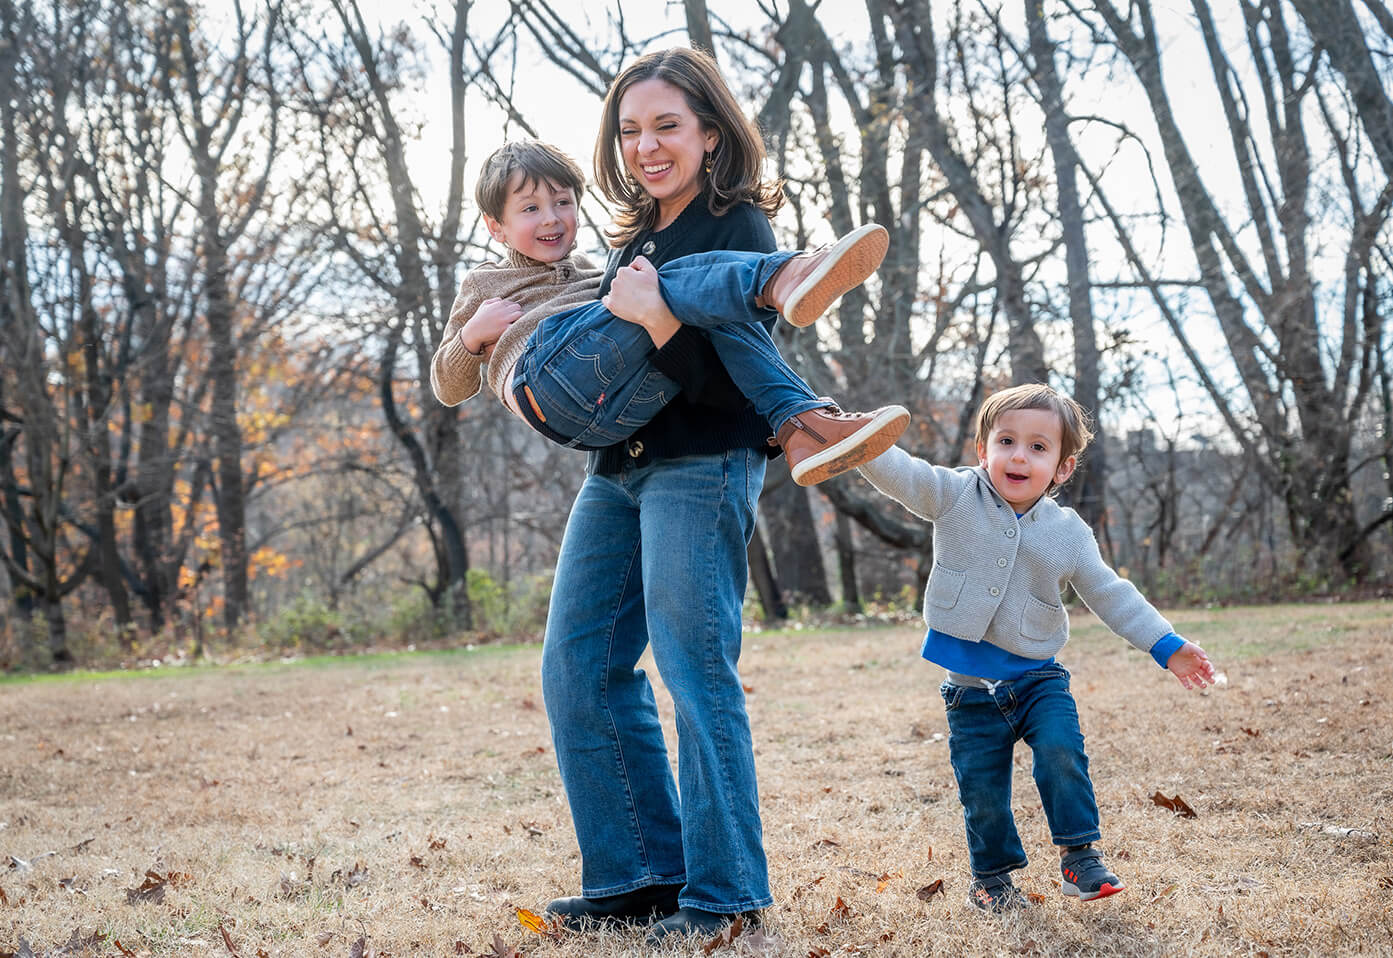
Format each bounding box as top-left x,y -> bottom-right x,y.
856,445 -> 970,521
1067,520 -> 1175,655
430,274 -> 486,407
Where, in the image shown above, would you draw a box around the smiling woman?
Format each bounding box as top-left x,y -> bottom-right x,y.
538,47 -> 791,945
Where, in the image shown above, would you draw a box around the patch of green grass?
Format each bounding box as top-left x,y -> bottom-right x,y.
0,641 -> 531,688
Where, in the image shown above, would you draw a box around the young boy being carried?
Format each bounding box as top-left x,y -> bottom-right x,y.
430,140 -> 907,485
857,383 -> 1216,911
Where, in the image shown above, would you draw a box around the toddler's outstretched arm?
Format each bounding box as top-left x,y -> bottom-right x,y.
1165,640 -> 1216,690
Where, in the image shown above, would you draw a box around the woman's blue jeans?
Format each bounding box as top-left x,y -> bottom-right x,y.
514,249 -> 823,448
540,448 -> 772,913
941,663 -> 1102,879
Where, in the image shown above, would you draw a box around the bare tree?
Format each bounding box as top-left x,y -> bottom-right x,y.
1085,0 -> 1389,580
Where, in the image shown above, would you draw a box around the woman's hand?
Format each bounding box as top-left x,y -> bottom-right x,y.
603,256 -> 682,347
460,297 -> 522,358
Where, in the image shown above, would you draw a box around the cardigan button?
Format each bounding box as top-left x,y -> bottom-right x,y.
1005,528 -> 1016,538
989,587 -> 1000,597
997,558 -> 1008,567
641,240 -> 657,255
627,440 -> 645,458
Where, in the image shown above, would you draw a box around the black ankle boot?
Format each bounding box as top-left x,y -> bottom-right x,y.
544,883 -> 682,929
646,906 -> 761,943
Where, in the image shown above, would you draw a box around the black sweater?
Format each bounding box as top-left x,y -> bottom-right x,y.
587,199 -> 781,475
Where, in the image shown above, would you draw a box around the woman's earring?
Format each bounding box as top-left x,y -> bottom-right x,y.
704,150 -> 713,173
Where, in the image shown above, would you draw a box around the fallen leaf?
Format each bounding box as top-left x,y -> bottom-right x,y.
1026,892 -> 1046,904
1241,727 -> 1261,737
516,907 -> 550,934
1378,876 -> 1393,889
1150,791 -> 1197,818
1148,883 -> 1178,904
829,896 -> 851,921
349,936 -> 366,958
811,838 -> 840,849
409,855 -> 426,869
925,846 -> 933,862
0,886 -> 7,905
220,923 -> 242,957
429,836 -> 448,851
791,875 -> 824,899
916,879 -> 945,901
113,940 -> 136,957
453,942 -> 473,954
335,862 -> 368,887
701,914 -> 743,954
875,870 -> 902,892
742,683 -> 754,693
808,949 -> 831,958
126,870 -> 167,904
482,934 -> 521,958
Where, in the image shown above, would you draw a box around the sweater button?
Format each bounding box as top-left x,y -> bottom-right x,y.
1005,528 -> 1016,538
997,558 -> 1008,567
989,587 -> 1000,597
628,440 -> 644,458
641,240 -> 656,255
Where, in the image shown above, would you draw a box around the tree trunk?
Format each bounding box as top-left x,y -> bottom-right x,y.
746,525 -> 787,623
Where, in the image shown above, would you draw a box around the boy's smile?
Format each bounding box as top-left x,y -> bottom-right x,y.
976,408 -> 1077,514
484,172 -> 578,264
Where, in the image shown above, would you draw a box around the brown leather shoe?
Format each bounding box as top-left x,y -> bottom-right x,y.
776,403 -> 909,485
761,223 -> 889,327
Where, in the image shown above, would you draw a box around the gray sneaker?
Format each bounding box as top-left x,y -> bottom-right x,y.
1060,847 -> 1124,901
967,876 -> 1029,913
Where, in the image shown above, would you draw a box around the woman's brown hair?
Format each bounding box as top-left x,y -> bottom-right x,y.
594,47 -> 783,247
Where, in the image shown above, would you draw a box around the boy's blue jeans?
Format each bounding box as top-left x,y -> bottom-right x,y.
941,663 -> 1102,879
514,249 -> 824,447
540,449 -> 772,913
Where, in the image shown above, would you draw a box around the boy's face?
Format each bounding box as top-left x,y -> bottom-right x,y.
976,408 -> 1076,514
484,172 -> 578,264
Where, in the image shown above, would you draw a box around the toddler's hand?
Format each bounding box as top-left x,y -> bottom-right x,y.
460,297 -> 522,357
1166,640 -> 1216,691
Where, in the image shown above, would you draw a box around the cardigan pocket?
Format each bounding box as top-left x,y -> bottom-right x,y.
1020,594 -> 1066,641
927,565 -> 966,609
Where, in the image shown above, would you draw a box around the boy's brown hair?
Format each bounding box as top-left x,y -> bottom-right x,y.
974,383 -> 1095,472
475,140 -> 585,221
593,46 -> 783,246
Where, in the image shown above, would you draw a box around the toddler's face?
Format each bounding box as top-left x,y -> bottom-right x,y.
486,173 -> 578,264
976,408 -> 1076,513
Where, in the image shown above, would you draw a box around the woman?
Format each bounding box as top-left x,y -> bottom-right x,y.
540,47 -> 808,942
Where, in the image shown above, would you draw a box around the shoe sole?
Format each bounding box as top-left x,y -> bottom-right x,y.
790,405 -> 909,486
781,223 -> 889,328
1061,880 -> 1124,901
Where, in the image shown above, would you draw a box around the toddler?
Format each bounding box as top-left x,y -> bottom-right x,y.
857,383 -> 1215,910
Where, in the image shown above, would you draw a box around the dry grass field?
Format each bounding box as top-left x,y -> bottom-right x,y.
2,600 -> 1391,957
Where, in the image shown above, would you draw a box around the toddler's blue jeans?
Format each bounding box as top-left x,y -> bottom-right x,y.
941,663 -> 1102,879
513,249 -> 824,448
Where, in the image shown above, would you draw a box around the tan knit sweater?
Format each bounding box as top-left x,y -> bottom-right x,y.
430,250 -> 603,408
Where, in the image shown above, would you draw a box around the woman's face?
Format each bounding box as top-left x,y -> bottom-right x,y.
616,77 -> 718,224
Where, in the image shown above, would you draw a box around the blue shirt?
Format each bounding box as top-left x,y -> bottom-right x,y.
923,628 -> 1185,679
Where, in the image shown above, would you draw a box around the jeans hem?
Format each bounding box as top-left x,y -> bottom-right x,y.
1051,830 -> 1102,847
971,859 -> 1029,881
580,875 -> 686,899
677,895 -> 773,914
